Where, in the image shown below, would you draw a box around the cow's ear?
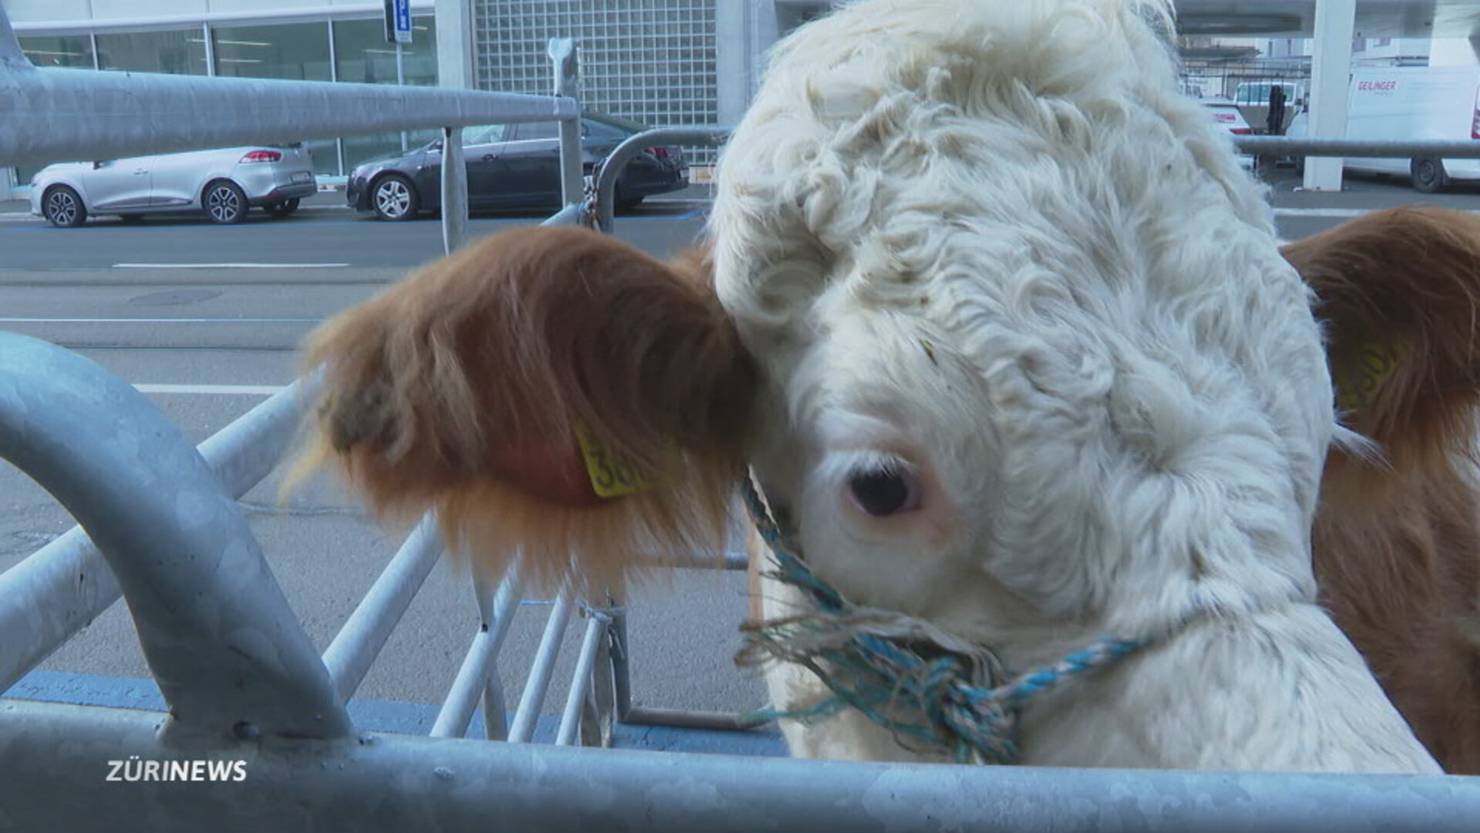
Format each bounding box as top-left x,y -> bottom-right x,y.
1283,205 -> 1480,471
286,226 -> 757,593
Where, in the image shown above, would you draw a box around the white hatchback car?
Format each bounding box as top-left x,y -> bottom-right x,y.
30,143 -> 317,227
1202,98 -> 1257,172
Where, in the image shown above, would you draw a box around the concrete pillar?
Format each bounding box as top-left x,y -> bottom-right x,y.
435,0 -> 476,89
716,1 -> 749,126
1303,0 -> 1355,191
0,167 -> 15,202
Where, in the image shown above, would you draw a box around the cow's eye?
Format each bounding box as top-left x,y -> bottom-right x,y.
847,466 -> 921,516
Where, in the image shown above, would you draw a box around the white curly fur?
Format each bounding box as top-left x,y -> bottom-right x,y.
712,0 -> 1440,771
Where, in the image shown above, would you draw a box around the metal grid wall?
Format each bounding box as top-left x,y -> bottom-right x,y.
474,0 -> 718,166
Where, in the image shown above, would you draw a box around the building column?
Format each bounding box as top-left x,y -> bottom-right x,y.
435,0 -> 476,89
715,1 -> 748,126
1303,0 -> 1355,191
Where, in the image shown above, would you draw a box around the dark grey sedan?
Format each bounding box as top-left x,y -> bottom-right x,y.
345,113 -> 689,220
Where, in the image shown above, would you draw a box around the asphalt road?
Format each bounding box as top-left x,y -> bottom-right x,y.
2,168 -> 1479,725
0,195 -> 767,724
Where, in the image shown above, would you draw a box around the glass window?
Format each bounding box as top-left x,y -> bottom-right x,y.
213,22 -> 331,81
18,35 -> 94,69
515,122 -> 559,141
401,16 -> 438,86
96,29 -> 207,75
463,124 -> 509,145
333,18 -> 399,84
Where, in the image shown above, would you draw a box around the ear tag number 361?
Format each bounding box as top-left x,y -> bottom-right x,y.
575,425 -> 656,499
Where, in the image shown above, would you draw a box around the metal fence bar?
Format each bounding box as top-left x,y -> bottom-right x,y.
1235,136 -> 1480,158
540,202 -> 585,227
429,567 -> 523,739
5,698 -> 1480,833
482,661 -> 509,741
549,38 -> 583,210
320,513 -> 443,703
0,332 -> 350,742
0,6 -> 579,166
594,125 -> 731,233
0,375 -> 318,694
440,126 -> 468,255
507,584 -> 575,743
473,570 -> 509,741
554,611 -> 607,746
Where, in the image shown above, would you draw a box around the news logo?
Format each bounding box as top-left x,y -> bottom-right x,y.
105,756 -> 248,783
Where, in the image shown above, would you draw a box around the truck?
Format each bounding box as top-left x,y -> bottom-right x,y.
1286,65 -> 1480,192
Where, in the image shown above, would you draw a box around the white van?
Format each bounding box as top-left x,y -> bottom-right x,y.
1286,65 -> 1480,192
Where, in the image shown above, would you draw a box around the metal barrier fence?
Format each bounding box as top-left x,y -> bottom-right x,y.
4,11 -> 1480,824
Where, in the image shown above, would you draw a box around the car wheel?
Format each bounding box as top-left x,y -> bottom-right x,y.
42,186 -> 87,228
1411,158 -> 1450,194
203,180 -> 249,224
268,198 -> 300,218
371,174 -> 419,221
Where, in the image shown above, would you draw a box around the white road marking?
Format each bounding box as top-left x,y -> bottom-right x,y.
134,383 -> 287,396
0,316 -> 318,323
1272,207 -> 1480,218
112,262 -> 349,269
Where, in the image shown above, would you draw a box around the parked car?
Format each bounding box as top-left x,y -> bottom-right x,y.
1285,65 -> 1480,192
30,144 -> 317,227
345,113 -> 689,220
1203,98 -> 1256,172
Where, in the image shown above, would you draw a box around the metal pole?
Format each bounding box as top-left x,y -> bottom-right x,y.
555,611 -> 607,746
507,584 -> 575,743
430,567 -> 522,739
594,125 -> 731,233
0,374 -> 322,693
0,6 -> 27,71
321,512 -> 443,702
548,37 -> 582,210
1305,0 -> 1356,190
0,332 -> 350,743
0,57 -> 579,166
441,125 -> 467,255
1234,136 -> 1480,158
5,699 -> 1480,833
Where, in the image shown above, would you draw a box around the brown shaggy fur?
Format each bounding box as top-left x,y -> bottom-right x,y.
287,225 -> 757,593
1287,206 -> 1480,774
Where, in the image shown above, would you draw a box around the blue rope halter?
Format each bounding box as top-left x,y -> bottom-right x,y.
737,475 -> 1147,764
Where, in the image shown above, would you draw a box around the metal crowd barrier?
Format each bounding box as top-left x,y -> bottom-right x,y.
4,6 -> 1480,822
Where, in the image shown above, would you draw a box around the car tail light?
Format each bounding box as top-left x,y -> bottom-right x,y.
239,150 -> 282,164
1229,127 -> 1252,135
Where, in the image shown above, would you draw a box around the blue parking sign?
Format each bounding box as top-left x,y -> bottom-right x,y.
384,0 -> 412,44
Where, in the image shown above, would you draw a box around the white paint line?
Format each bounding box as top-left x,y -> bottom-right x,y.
0,316 -> 318,324
112,262 -> 349,269
134,383 -> 287,396
1272,207 -> 1480,218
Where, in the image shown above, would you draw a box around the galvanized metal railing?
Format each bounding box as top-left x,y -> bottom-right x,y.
4,13 -> 1480,823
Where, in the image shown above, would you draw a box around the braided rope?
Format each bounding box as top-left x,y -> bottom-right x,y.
737,474 -> 1147,764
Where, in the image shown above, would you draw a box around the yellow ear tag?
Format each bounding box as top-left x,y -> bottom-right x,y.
1335,340 -> 1407,414
574,424 -> 660,499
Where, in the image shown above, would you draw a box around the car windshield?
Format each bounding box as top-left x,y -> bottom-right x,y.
461,124 -> 510,145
